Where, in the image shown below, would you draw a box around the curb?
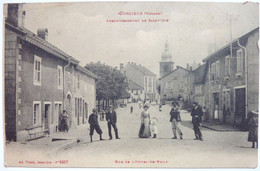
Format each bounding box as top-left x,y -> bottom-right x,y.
202,125 -> 240,132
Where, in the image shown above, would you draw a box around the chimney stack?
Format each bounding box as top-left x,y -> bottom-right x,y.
7,4 -> 26,27
37,28 -> 48,41
120,63 -> 124,70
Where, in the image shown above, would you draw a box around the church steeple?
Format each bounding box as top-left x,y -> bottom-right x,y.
165,40 -> 169,51
160,41 -> 174,78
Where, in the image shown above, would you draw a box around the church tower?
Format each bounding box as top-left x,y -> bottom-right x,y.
160,41 -> 174,78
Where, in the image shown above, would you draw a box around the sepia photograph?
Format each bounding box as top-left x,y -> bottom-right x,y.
2,0 -> 259,168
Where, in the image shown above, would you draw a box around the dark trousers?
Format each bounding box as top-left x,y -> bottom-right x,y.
89,124 -> 103,136
193,118 -> 202,139
108,122 -> 119,139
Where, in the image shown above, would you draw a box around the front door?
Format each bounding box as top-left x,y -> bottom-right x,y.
213,93 -> 219,120
235,88 -> 246,125
43,104 -> 50,130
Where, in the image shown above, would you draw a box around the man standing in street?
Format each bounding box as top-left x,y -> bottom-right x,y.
191,102 -> 203,141
88,108 -> 104,142
106,105 -> 120,140
170,101 -> 183,139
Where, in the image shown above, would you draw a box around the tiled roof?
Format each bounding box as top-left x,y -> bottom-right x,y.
76,65 -> 99,80
193,63 -> 207,84
128,80 -> 144,90
203,27 -> 259,62
129,63 -> 156,76
159,66 -> 190,80
6,21 -> 98,80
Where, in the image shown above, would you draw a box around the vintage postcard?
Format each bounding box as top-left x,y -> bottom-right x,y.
2,1 -> 259,168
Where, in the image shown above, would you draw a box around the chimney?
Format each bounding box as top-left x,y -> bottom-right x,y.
37,28 -> 48,41
120,63 -> 124,70
176,66 -> 180,69
190,66 -> 192,71
186,63 -> 190,70
7,4 -> 26,27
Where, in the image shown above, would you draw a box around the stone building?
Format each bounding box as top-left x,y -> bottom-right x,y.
120,62 -> 157,102
4,4 -> 97,141
203,27 -> 259,127
159,66 -> 190,104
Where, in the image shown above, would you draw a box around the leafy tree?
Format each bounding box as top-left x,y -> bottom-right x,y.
85,62 -> 129,110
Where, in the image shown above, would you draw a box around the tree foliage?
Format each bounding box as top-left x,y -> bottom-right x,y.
85,62 -> 129,101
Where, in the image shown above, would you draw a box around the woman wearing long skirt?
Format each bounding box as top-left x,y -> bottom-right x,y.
138,104 -> 151,138
248,111 -> 258,148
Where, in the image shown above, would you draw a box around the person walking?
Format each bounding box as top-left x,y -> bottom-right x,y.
170,102 -> 183,139
88,108 -> 104,142
138,104 -> 151,138
191,102 -> 203,141
248,111 -> 258,148
106,105 -> 120,140
130,106 -> 133,114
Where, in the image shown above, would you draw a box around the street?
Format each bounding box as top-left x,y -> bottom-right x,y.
48,103 -> 257,168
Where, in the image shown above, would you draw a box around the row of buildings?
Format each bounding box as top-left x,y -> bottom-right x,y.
4,4 -> 97,141
159,28 -> 259,127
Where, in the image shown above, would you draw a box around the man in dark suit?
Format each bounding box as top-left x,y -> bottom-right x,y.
106,105 -> 120,140
191,102 -> 203,141
88,108 -> 104,142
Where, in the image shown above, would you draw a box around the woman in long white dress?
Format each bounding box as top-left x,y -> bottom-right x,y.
138,104 -> 151,138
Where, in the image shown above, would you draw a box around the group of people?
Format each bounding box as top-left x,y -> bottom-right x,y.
88,105 -> 120,142
137,101 -> 204,141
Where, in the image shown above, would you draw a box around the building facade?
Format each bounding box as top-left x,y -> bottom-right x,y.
159,66 -> 190,104
127,80 -> 144,102
203,28 -> 259,126
120,62 -> 157,102
4,4 -> 97,141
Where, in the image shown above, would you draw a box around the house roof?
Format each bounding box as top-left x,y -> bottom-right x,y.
159,66 -> 190,80
128,80 -> 144,90
76,65 -> 99,80
203,27 -> 259,62
6,21 -> 98,80
193,63 -> 208,84
128,63 -> 156,76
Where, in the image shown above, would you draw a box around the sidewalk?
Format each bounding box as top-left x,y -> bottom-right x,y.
202,122 -> 241,132
7,124 -> 90,155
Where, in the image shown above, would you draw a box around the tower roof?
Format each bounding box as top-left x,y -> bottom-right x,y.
161,41 -> 172,62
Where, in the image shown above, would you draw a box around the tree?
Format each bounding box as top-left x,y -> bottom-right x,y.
85,62 -> 129,110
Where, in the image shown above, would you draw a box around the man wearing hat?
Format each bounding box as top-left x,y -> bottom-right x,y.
88,108 -> 104,142
106,105 -> 120,140
170,101 -> 183,139
191,102 -> 203,141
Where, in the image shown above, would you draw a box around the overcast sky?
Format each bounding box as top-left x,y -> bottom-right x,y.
8,2 -> 259,77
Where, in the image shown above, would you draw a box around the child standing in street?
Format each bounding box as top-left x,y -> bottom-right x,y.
151,117 -> 158,138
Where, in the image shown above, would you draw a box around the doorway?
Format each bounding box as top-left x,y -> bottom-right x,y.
212,93 -> 219,120
43,103 -> 51,130
235,88 -> 246,125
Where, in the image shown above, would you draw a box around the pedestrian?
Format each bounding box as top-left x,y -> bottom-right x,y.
191,102 -> 203,141
151,117 -> 158,138
130,106 -> 133,114
106,105 -> 120,140
88,108 -> 104,142
170,101 -> 183,139
100,109 -> 105,121
59,110 -> 69,132
159,104 -> 162,112
248,111 -> 258,148
138,104 -> 151,138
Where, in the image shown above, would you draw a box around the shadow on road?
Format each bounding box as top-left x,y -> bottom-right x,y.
181,120 -> 211,132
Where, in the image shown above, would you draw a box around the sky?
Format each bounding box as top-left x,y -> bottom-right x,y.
5,2 -> 259,77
